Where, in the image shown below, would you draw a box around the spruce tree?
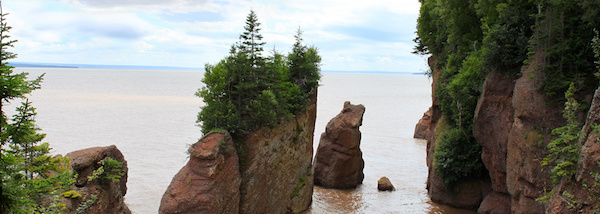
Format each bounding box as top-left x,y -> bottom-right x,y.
0,4 -> 70,212
197,10 -> 321,135
239,10 -> 266,69
288,28 -> 321,94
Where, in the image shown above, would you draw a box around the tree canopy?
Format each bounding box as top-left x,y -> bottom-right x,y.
196,10 -> 321,136
415,0 -> 600,187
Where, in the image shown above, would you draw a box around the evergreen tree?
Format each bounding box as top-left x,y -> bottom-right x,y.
239,10 -> 266,69
197,11 -> 321,135
0,4 -> 71,212
288,28 -> 321,94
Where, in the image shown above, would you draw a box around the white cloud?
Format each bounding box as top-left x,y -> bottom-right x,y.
4,0 -> 427,71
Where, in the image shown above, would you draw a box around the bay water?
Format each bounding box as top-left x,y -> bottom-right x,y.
9,67 -> 471,213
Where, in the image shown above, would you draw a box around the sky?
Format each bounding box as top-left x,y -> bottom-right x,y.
4,0 -> 428,72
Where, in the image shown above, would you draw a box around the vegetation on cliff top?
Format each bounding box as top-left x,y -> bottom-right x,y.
415,0 -> 600,187
196,10 -> 321,136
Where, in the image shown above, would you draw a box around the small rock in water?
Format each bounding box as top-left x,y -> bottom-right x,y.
377,177 -> 395,191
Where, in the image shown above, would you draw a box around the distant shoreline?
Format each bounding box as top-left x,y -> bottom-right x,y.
10,62 -> 201,70
10,62 -> 425,75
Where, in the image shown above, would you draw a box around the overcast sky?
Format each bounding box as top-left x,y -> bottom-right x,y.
5,0 -> 427,72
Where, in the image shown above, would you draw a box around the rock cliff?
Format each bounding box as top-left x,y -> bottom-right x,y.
160,94 -> 317,213
238,93 -> 317,213
418,53 -> 600,213
62,145 -> 131,214
421,57 -> 491,210
313,101 -> 366,189
159,132 -> 240,214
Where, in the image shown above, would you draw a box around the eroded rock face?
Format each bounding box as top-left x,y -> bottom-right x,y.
314,101 -> 365,189
472,71 -> 517,213
506,61 -> 561,213
63,145 -> 131,214
414,107 -> 433,139
239,93 -> 317,213
159,132 -> 240,214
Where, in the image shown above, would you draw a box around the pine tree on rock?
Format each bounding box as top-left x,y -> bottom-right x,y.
197,10 -> 321,136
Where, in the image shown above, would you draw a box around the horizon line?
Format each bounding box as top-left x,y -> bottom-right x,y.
10,62 -> 424,75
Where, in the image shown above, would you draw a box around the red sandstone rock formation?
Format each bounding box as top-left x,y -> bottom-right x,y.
159,132 -> 240,214
238,93 -> 317,213
414,107 -> 433,139
160,94 -> 317,214
472,71 -> 518,213
314,101 -> 365,189
63,145 -> 131,214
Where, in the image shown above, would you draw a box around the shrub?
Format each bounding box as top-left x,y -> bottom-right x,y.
434,127 -> 484,187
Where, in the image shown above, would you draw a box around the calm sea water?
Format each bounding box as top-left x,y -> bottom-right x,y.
9,68 -> 473,214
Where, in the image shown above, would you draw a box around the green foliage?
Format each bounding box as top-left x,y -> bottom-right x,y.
415,0 -> 599,188
531,0 -> 599,101
290,175 -> 307,199
87,157 -> 124,184
542,83 -> 582,183
582,162 -> 600,212
434,127 -> 484,187
196,11 -> 321,136
75,194 -> 98,214
61,190 -> 82,199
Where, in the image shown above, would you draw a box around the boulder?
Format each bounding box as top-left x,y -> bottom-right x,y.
314,101 -> 366,189
377,177 -> 395,191
63,145 -> 131,214
414,107 -> 433,139
159,132 -> 240,214
478,192 -> 511,214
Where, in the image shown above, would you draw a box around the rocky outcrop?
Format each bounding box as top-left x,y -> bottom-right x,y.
422,50 -> 600,212
422,57 -> 491,210
472,71 -> 518,213
159,132 -> 240,214
314,101 -> 366,189
377,177 -> 395,191
414,107 -> 433,139
62,145 -> 131,214
238,93 -> 317,213
160,94 -> 317,214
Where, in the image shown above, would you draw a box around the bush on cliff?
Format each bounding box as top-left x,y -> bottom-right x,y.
434,126 -> 484,187
196,10 -> 321,136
